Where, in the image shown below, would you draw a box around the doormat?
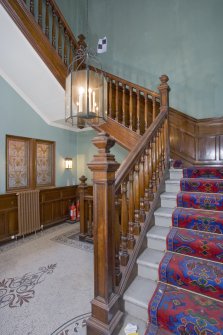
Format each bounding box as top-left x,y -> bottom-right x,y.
50,312 -> 91,335
51,230 -> 93,253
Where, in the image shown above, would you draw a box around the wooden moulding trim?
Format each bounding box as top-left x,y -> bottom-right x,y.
0,0 -> 67,88
115,110 -> 168,191
170,106 -> 223,127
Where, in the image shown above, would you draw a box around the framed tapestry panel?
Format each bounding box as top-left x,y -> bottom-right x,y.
36,140 -> 55,187
6,135 -> 55,191
6,136 -> 30,191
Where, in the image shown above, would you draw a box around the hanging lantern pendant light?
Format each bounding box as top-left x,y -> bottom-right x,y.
65,7 -> 107,129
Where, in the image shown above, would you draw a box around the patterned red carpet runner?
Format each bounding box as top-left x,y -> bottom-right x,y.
172,207 -> 223,233
145,166 -> 223,335
183,166 -> 223,179
180,178 -> 223,193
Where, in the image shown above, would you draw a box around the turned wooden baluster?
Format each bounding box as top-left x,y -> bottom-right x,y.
38,0 -> 42,28
58,19 -> 63,58
148,142 -> 154,201
151,137 -> 157,193
152,96 -> 156,121
155,132 -> 160,183
78,175 -> 88,241
52,8 -> 56,48
109,79 -> 116,119
139,155 -> 146,222
144,93 -> 149,130
120,181 -> 129,266
129,87 -> 133,131
69,40 -> 74,65
87,132 -> 123,335
115,197 -> 122,286
161,124 -> 166,170
158,128 -> 163,176
144,147 -> 150,211
122,84 -> 126,126
45,0 -> 49,38
133,162 -> 141,235
30,0 -> 34,16
64,31 -> 68,65
136,89 -> 140,134
164,117 -> 169,168
116,81 -> 122,123
127,171 -> 136,249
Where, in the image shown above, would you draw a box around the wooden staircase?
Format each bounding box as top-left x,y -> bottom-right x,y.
1,2 -> 171,334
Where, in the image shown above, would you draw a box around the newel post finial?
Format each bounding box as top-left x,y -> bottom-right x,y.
86,132 -> 123,335
158,74 -> 170,113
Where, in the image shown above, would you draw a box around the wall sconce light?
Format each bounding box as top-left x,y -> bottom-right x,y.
65,157 -> 73,169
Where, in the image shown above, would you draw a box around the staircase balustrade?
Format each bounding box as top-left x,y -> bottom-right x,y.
21,0 -> 79,66
105,72 -> 161,136
86,75 -> 170,334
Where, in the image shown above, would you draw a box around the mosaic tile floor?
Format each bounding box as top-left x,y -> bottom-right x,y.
0,222 -> 93,335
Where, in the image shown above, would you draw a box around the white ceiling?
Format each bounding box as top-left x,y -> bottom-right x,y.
0,4 -> 87,132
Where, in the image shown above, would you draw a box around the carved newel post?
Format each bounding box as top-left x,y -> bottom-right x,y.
158,74 -> 169,113
87,132 -> 123,335
158,74 -> 170,167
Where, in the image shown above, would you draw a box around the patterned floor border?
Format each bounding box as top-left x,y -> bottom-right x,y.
51,230 -> 93,253
50,312 -> 91,335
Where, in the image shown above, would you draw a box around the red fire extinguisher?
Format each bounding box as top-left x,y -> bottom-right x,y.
76,200 -> 80,221
70,202 -> 76,221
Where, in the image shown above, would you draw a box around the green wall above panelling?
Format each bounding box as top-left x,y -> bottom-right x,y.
0,76 -> 77,194
85,0 -> 223,119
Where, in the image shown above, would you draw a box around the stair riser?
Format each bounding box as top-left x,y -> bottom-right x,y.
170,170 -> 182,180
165,183 -> 180,193
154,215 -> 171,227
138,263 -> 159,281
124,300 -> 148,322
161,197 -> 176,208
147,236 -> 166,251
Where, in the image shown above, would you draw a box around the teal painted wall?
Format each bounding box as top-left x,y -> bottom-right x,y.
61,0 -> 223,178
76,129 -> 128,184
54,0 -> 223,118
84,0 -> 223,119
0,76 -> 77,194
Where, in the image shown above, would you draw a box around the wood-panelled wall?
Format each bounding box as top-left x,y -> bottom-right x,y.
0,186 -> 78,243
169,109 -> 223,166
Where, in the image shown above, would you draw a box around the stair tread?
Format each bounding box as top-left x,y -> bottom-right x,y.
123,276 -> 157,308
154,207 -> 173,217
137,248 -> 164,268
147,226 -> 170,240
165,179 -> 180,184
170,168 -> 183,172
160,192 -> 178,199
